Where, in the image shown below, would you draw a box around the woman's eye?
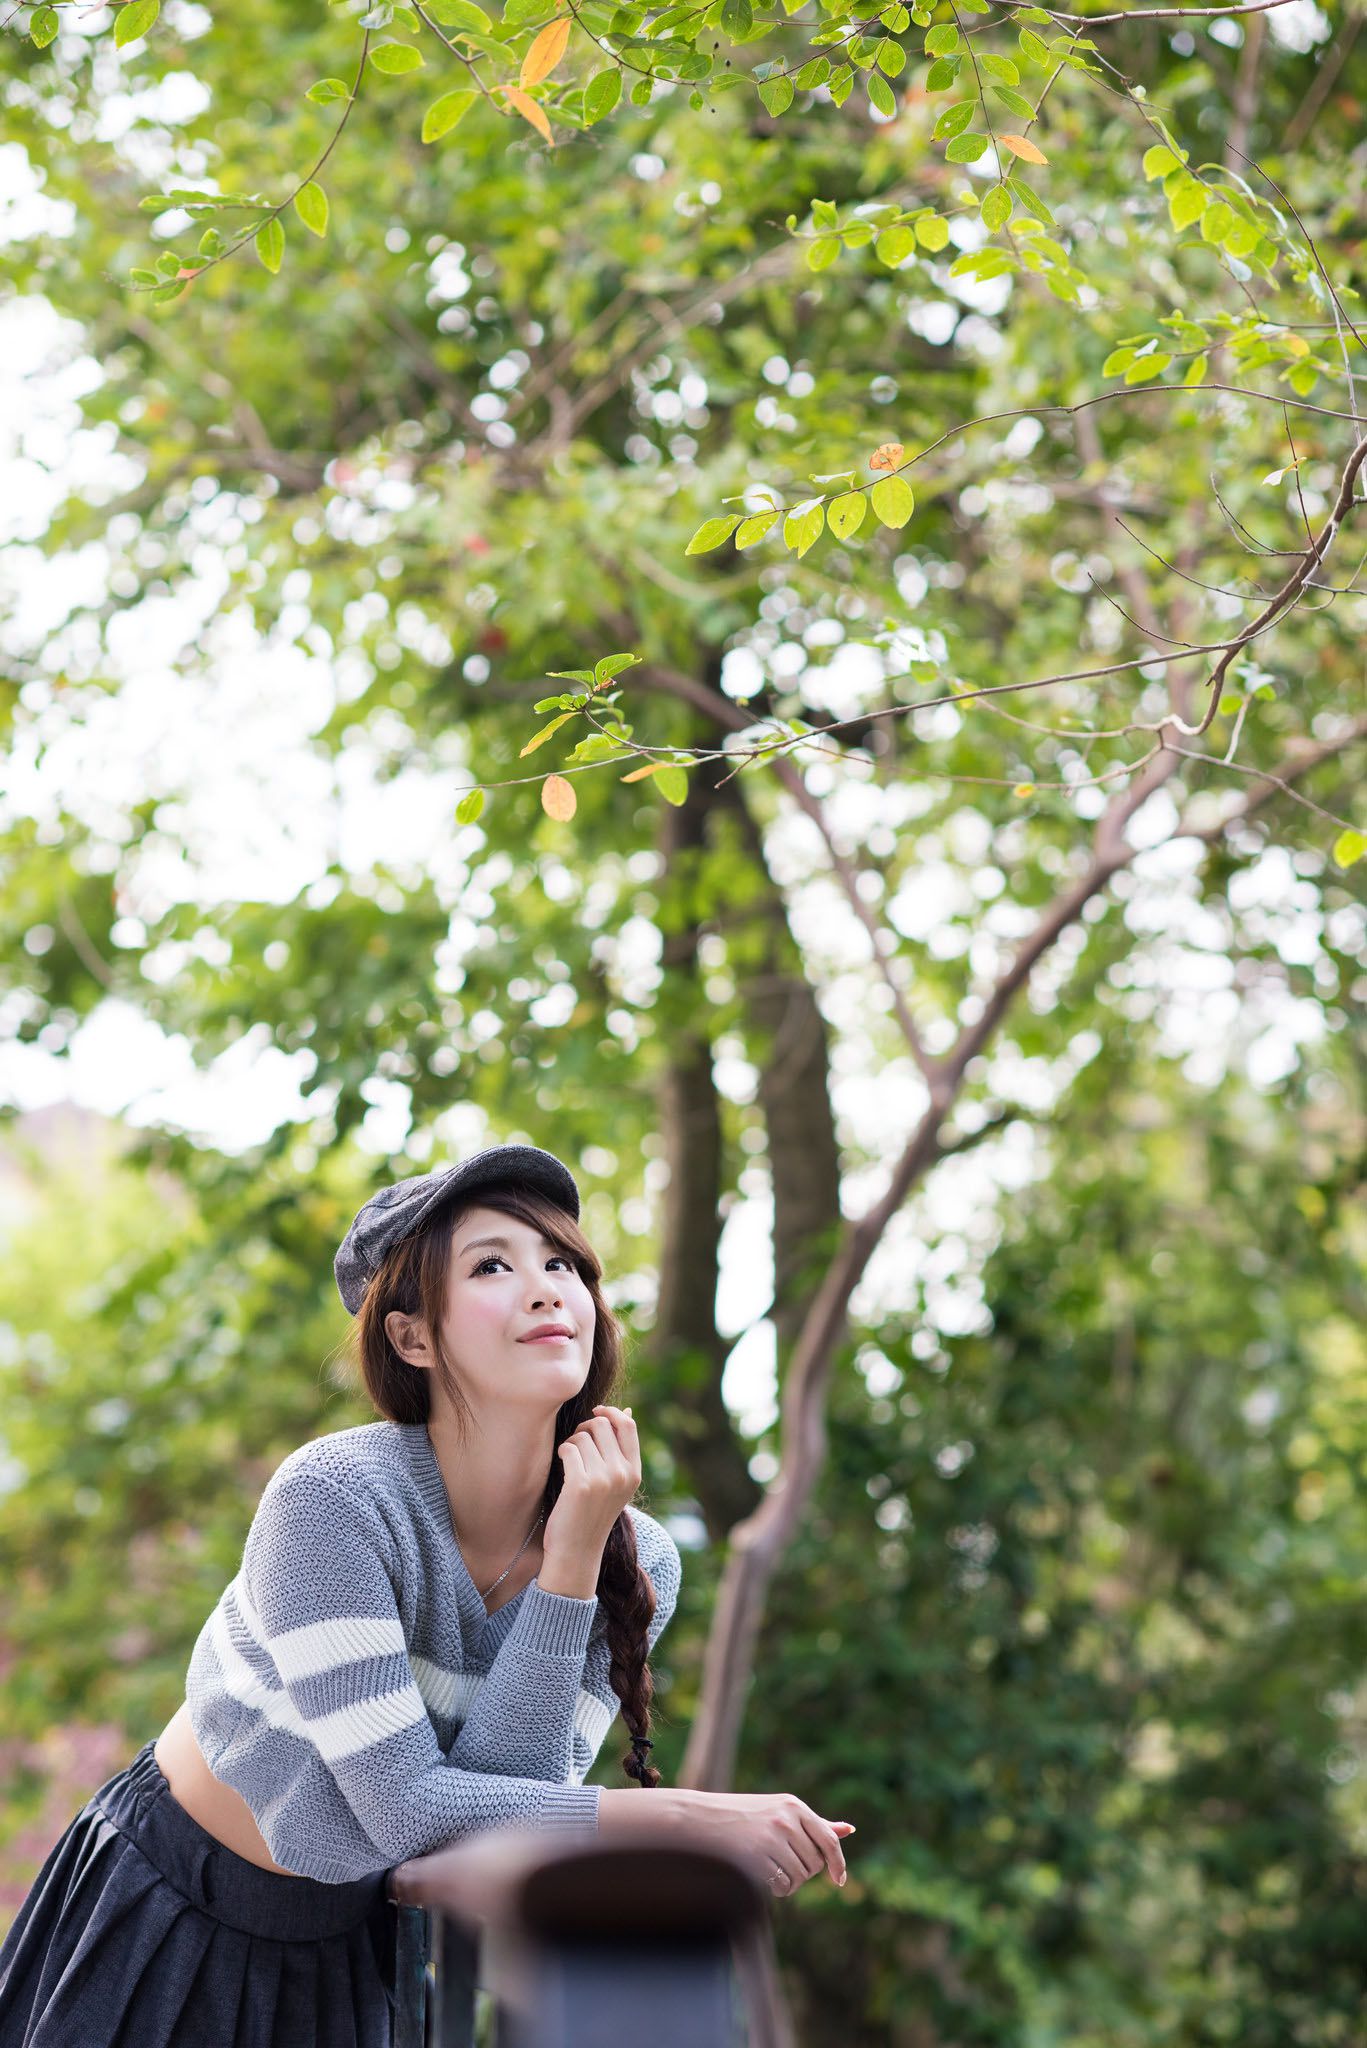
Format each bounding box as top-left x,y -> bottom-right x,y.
472,1254 -> 573,1275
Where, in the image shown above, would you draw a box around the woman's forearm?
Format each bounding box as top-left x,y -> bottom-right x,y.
597,1785 -> 698,1832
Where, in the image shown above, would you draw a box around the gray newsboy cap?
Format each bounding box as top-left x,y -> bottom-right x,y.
334,1143 -> 581,1315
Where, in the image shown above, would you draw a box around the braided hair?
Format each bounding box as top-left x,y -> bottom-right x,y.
348,1182 -> 662,1788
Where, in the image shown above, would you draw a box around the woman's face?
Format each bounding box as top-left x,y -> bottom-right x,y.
438,1202 -> 596,1411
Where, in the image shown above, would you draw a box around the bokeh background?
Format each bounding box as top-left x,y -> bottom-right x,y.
2,0 -> 1366,2039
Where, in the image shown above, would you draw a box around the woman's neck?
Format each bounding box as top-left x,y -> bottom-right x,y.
424,1408 -> 553,1560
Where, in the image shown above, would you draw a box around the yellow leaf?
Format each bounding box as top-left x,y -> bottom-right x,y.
869,440 -> 904,472
999,133 -> 1047,164
520,12 -> 570,88
620,764 -> 660,783
542,773 -> 577,820
503,84 -> 554,142
1013,782 -> 1036,797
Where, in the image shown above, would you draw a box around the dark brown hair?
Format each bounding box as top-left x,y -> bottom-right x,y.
348,1181 -> 661,1788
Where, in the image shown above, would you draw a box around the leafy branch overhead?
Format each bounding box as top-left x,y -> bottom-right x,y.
16,0 -> 1363,870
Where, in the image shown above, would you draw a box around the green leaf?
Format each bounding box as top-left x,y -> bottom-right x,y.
720,0 -> 753,35
828,62 -> 854,104
980,52 -> 1018,82
736,509 -> 779,548
932,98 -> 975,140
369,42 -> 424,71
914,213 -> 949,250
1102,345 -> 1136,376
992,85 -> 1035,120
807,235 -> 841,271
455,788 -> 486,824
783,497 -> 826,556
1123,352 -> 1170,383
255,217 -> 285,273
293,182 -> 328,236
875,225 -> 917,265
1142,143 -> 1179,180
758,74 -> 794,114
870,474 -> 914,528
876,36 -> 906,74
1201,200 -> 1234,244
950,248 -> 1015,280
114,0 -> 160,45
981,183 -> 1013,231
685,515 -> 742,555
654,765 -> 689,806
1007,174 -> 1054,225
924,55 -> 959,90
423,89 -> 476,138
423,0 -> 492,23
520,713 -> 577,756
594,652 -> 639,684
1017,26 -> 1048,64
793,54 -> 831,88
1184,354 -> 1208,386
584,66 -> 621,120
30,7 -> 59,48
306,78 -> 352,102
945,132 -> 989,162
867,71 -> 897,116
1332,829 -> 1367,868
828,492 -> 867,540
1169,182 -> 1207,231
924,23 -> 959,53
564,733 -> 627,765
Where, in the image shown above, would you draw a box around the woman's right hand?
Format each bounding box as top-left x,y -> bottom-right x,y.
602,1786 -> 854,1895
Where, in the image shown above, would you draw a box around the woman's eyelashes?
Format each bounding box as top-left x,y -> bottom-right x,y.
470,1253 -> 574,1278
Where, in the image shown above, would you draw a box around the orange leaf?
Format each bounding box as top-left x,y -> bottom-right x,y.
999,133 -> 1048,164
619,764 -> 659,783
520,12 -> 570,87
869,440 -> 904,472
542,773 -> 577,820
503,84 -> 554,142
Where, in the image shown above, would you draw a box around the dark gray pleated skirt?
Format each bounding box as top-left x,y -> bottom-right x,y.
0,1738 -> 399,2048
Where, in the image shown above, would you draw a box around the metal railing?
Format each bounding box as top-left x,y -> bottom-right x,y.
387,1825 -> 795,2048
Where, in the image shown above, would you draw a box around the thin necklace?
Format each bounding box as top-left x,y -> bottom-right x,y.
471,1510 -> 544,1600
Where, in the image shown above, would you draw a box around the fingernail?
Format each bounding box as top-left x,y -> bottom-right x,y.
837,1873 -> 846,1886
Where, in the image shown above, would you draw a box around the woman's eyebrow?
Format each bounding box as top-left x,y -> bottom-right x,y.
458,1233 -> 561,1258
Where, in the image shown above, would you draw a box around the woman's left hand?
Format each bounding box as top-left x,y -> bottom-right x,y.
543,1405 -> 641,1560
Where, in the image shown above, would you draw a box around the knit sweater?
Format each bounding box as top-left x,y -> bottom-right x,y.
184,1420 -> 682,1884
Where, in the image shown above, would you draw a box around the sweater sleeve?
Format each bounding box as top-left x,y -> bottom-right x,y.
444,1580 -> 599,1780
446,1512 -> 682,1784
235,1465 -> 601,1867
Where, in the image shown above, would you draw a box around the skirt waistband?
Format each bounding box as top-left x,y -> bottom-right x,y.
89,1740 -> 390,1940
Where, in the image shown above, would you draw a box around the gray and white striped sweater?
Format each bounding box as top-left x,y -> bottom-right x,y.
184,1420 -> 682,1883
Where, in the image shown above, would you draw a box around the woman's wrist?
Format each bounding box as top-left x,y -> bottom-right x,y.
536,1549 -> 601,1600
598,1785 -> 697,1832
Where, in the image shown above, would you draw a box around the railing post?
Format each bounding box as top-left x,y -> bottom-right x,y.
388,1826 -> 795,2048
392,1901 -> 433,2048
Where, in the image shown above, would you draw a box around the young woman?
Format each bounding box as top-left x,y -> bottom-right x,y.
0,1142 -> 853,2047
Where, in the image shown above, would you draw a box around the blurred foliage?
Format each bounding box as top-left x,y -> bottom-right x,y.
1,0 -> 1366,2038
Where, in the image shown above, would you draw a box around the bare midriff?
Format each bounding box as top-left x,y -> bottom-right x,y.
154,1702 -> 305,1877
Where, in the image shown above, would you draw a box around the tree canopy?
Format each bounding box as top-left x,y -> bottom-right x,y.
2,0 -> 1365,2033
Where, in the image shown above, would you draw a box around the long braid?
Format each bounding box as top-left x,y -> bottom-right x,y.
598,1509 -> 661,1787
